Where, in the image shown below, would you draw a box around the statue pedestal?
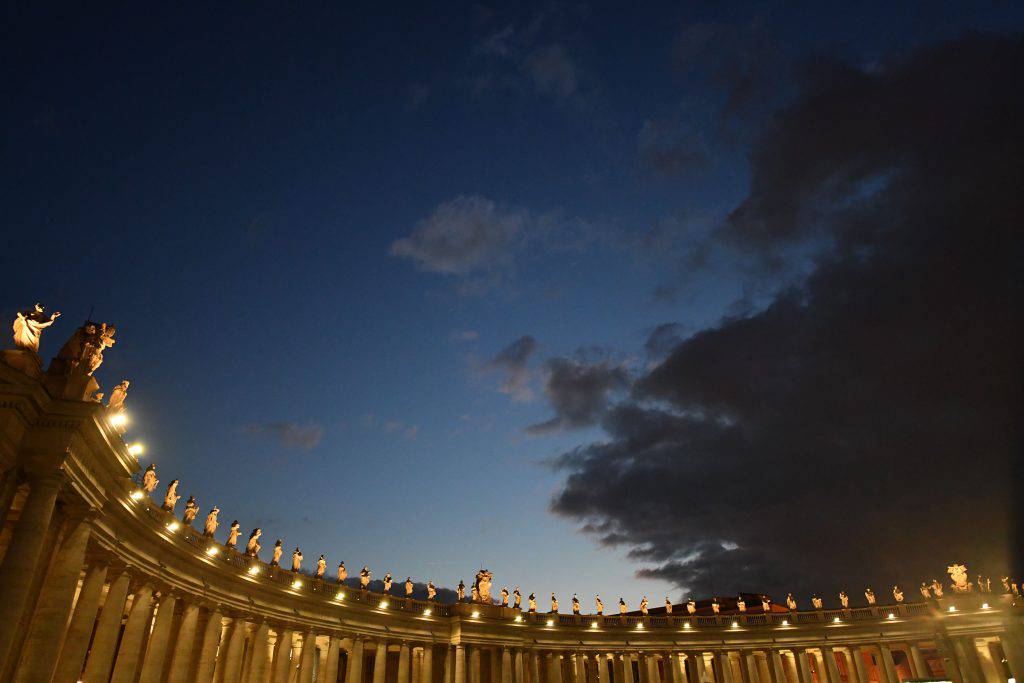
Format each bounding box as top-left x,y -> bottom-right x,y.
1,349 -> 43,379
43,369 -> 100,402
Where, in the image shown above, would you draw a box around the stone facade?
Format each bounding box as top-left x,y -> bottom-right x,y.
0,361 -> 1020,682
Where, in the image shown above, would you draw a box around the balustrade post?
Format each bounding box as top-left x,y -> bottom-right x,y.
167,601 -> 201,683
138,592 -> 179,683
110,582 -> 155,682
54,561 -> 108,682
13,512 -> 92,682
0,471 -> 62,672
194,609 -> 225,683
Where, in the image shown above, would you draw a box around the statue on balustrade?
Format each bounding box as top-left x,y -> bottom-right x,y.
864,588 -> 875,604
930,579 -> 943,598
225,521 -> 241,549
528,593 -> 537,612
572,594 -> 580,614
53,321 -> 117,376
427,581 -> 437,600
919,583 -> 931,598
596,595 -> 604,615
360,566 -> 371,588
985,577 -> 991,593
785,594 -> 796,610
271,540 -> 284,566
183,496 -> 198,524
292,548 -> 303,572
513,586 -> 522,609
688,598 -> 697,614
760,596 -> 770,612
203,507 -> 220,537
107,380 -> 129,415
736,596 -> 745,612
162,479 -> 181,512
142,464 -> 159,493
640,596 -> 648,614
406,577 -> 414,596
317,555 -> 327,579
551,593 -> 559,613
839,591 -> 849,608
666,597 -> 674,613
1013,582 -> 1019,596
892,585 -> 904,602
1002,577 -> 1011,593
457,580 -> 465,601
338,561 -> 347,582
246,528 -> 262,557
11,304 -> 60,353
501,587 -> 510,606
711,598 -> 720,613
811,595 -> 822,609
947,564 -> 970,593
474,569 -> 494,603
471,585 -> 479,602
619,598 -> 627,614
383,572 -> 393,592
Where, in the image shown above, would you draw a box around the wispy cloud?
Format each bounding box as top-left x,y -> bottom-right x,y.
246,421 -> 324,451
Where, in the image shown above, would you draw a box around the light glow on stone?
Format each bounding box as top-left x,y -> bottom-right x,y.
887,613 -> 895,619
591,621 -> 598,629
424,608 -> 432,616
248,566 -> 260,575
948,605 -> 956,612
166,521 -> 179,531
546,619 -> 555,627
130,490 -> 144,500
379,600 -> 389,609
981,603 -> 989,609
336,592 -> 346,600
292,579 -> 303,589
514,615 -> 523,623
471,611 -> 480,618
110,413 -> 128,427
128,443 -> 144,456
206,547 -> 219,556
683,622 -> 692,629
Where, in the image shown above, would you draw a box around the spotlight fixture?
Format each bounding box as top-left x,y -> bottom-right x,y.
335,592 -> 346,601
471,611 -> 480,618
948,605 -> 956,613
887,613 -> 895,620
247,566 -> 260,576
109,413 -> 128,427
166,521 -> 179,531
206,547 -> 219,556
424,608 -> 432,616
379,600 -> 389,609
591,621 -> 599,629
514,615 -> 523,623
292,579 -> 303,589
546,619 -> 555,627
127,443 -> 144,457
130,490 -> 144,501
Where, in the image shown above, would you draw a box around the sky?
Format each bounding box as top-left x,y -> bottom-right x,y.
2,2 -> 1022,608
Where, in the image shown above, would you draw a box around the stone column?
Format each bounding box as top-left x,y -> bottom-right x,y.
768,650 -> 786,683
0,471 -> 62,672
214,617 -> 248,683
444,646 -> 454,683
13,514 -> 92,682
374,639 -> 390,683
596,654 -> 607,683
248,622 -> 272,683
1000,633 -> 1024,680
271,629 -> 295,683
791,650 -> 812,683
550,653 -> 564,683
0,467 -> 20,532
455,645 -> 467,683
421,644 -> 435,683
298,631 -> 317,683
715,652 -> 735,683
820,648 -> 841,683
502,647 -> 513,683
845,647 -> 867,683
638,653 -> 650,683
875,644 -> 898,683
737,651 -> 759,683
194,609 -> 225,683
348,637 -> 365,683
951,637 -> 984,683
110,583 -> 156,682
528,651 -> 540,683
53,561 -> 109,682
908,643 -> 928,680
663,652 -> 678,683
514,650 -> 525,683
81,570 -> 132,682
470,647 -> 481,683
167,601 -> 201,683
398,642 -> 412,683
137,593 -> 179,683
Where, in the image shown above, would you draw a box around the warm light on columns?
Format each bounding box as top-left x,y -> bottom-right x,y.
109,413 -> 128,427
206,547 -> 219,556
130,490 -> 144,500
292,579 -> 303,589
127,442 -> 145,456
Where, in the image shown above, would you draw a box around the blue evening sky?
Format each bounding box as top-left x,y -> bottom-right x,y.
3,1 -> 1020,603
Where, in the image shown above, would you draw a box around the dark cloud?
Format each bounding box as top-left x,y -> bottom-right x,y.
528,356 -> 629,433
488,335 -> 539,401
636,117 -> 710,177
643,323 -> 687,360
551,34 -> 1023,600
246,422 -> 324,451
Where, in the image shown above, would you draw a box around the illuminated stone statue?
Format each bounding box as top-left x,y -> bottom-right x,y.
501,587 -> 510,606
457,581 -> 465,601
640,596 -> 648,614
383,573 -> 393,592
427,582 -> 437,600
666,597 -> 674,613
688,599 -> 697,614
513,586 -> 522,609
550,593 -> 559,613
360,566 -> 371,588
142,464 -> 158,493
736,596 -> 746,612
864,588 -> 876,605
811,595 -> 823,609
474,569 -> 494,603
839,591 -> 849,608
930,579 -> 943,598
406,577 -> 414,596
528,593 -> 537,612
245,528 -> 262,557
1002,576 -> 1011,593
337,561 -> 347,582
711,599 -> 720,614
161,479 -> 180,512
919,583 -> 931,598
54,322 -> 117,376
317,555 -> 327,579
947,564 -> 970,593
182,495 -> 198,524
596,595 -> 604,615
892,585 -> 904,602
107,380 -> 129,415
785,594 -> 796,610
203,507 -> 220,538
760,596 -> 770,612
225,521 -> 241,549
572,594 -> 580,614
271,540 -> 283,566
619,598 -> 627,615
471,585 -> 479,602
291,548 -> 303,572
12,304 -> 61,352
